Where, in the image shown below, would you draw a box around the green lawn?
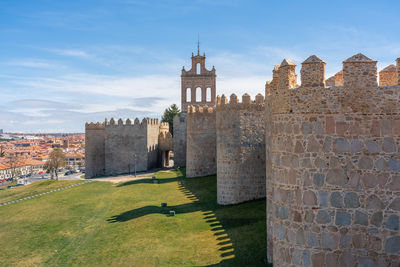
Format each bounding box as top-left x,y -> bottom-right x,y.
0,169 -> 269,266
0,180 -> 82,204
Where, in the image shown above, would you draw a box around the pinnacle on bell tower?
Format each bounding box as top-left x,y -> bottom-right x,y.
197,35 -> 200,56
180,41 -> 217,112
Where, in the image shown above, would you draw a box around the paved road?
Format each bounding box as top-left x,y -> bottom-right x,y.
21,173 -> 84,184
91,168 -> 172,183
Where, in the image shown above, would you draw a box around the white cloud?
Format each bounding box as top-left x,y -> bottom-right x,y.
50,49 -> 90,58
4,59 -> 60,69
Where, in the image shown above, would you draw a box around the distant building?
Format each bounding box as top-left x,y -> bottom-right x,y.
0,159 -> 45,179
0,129 -> 3,134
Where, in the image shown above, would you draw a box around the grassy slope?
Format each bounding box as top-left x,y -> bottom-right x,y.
0,169 -> 269,267
0,180 -> 82,203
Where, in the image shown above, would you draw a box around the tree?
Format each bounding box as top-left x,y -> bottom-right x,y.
6,154 -> 21,180
161,104 -> 180,135
0,145 -> 5,157
45,148 -> 66,180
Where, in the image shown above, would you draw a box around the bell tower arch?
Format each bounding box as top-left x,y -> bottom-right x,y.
181,45 -> 216,112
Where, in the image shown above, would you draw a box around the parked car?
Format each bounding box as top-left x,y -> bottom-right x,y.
65,171 -> 72,176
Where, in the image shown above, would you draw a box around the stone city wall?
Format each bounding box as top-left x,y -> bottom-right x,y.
85,122 -> 105,178
216,93 -> 266,205
159,122 -> 173,152
147,119 -> 161,169
186,105 -> 216,177
266,54 -> 400,266
173,113 -> 187,167
104,118 -> 158,175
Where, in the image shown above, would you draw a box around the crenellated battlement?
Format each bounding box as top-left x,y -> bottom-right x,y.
265,54 -> 400,115
216,93 -> 265,111
160,122 -> 169,128
186,105 -> 216,115
85,122 -> 105,130
102,117 -> 160,127
267,53 -> 400,92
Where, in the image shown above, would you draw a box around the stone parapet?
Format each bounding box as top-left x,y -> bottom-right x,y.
85,122 -> 105,130
343,53 -> 377,89
379,65 -> 398,87
300,55 -> 326,87
397,58 -> 400,85
278,59 -> 297,90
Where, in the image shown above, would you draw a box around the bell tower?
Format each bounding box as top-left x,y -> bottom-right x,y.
181,42 -> 216,112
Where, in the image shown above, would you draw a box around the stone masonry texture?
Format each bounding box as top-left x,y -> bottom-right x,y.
266,53 -> 400,266
85,122 -> 105,178
186,105 -> 216,177
379,65 -> 398,87
85,118 -> 169,178
173,113 -> 187,167
216,93 -> 266,205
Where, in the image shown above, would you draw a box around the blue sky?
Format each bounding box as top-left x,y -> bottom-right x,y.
1,0 -> 399,132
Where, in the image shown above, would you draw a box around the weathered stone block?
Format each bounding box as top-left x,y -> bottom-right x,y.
303,191 -> 317,206
330,191 -> 343,208
318,190 -> 329,207
313,173 -> 324,187
383,137 -> 396,153
371,212 -> 383,227
366,195 -> 384,210
302,122 -> 313,135
302,250 -> 311,267
354,213 -> 368,226
326,168 -> 347,186
335,211 -> 351,226
316,210 -> 331,224
389,175 -> 400,190
322,232 -> 337,250
333,138 -> 350,152
385,236 -> 400,254
307,232 -> 320,247
311,252 -> 324,267
292,249 -> 302,265
365,140 -> 380,153
344,192 -> 360,208
296,229 -> 305,245
386,215 -> 399,230
388,157 -> 400,172
359,156 -> 373,169
351,140 -> 362,153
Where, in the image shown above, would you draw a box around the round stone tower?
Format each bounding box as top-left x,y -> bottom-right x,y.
266,54 -> 400,266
